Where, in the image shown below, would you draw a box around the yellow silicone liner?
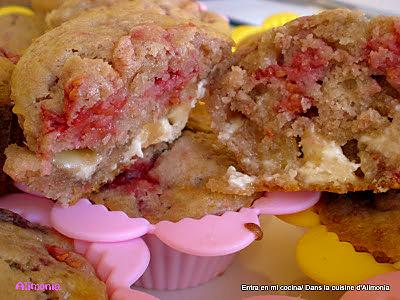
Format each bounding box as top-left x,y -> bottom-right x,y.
0,6 -> 34,17
232,13 -> 299,47
278,208 -> 398,285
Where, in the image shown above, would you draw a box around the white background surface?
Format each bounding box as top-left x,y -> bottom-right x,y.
138,216 -> 346,300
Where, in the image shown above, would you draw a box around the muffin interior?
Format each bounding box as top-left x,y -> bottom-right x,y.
210,9 -> 400,192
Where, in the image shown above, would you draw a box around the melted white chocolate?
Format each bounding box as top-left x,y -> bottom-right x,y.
298,133 -> 359,184
53,149 -> 101,180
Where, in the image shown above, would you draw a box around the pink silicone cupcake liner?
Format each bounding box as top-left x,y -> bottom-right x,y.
135,234 -> 235,290
8,184 -> 320,293
10,182 -> 320,292
48,192 -> 320,290
0,194 -> 159,300
5,192 -> 399,300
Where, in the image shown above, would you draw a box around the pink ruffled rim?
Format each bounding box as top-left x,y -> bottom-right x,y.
4,188 -> 321,298
50,191 -> 320,255
0,194 -> 156,300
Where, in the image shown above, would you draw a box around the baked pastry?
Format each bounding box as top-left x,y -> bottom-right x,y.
0,12 -> 43,62
45,0 -> 198,29
91,131 -> 261,223
0,208 -> 107,299
0,11 -> 43,99
0,12 -> 43,196
31,0 -> 64,15
0,0 -> 31,7
4,2 -> 232,204
316,191 -> 400,264
210,9 -> 400,193
44,0 -> 230,35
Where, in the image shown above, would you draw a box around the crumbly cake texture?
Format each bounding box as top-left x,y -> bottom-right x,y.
91,131 -> 260,223
210,9 -> 400,193
4,3 -> 232,204
44,0 -> 230,35
316,191 -> 400,264
0,208 -> 107,300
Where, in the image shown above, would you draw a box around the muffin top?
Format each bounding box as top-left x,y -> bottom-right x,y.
45,0 -> 201,28
11,1 -> 230,154
43,0 -> 230,35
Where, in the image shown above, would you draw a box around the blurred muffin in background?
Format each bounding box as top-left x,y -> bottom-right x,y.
0,208 -> 108,299
0,9 -> 43,195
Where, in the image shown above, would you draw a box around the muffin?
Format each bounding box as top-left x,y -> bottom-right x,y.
0,12 -> 43,61
0,0 -> 31,7
0,208 -> 107,299
31,0 -> 64,15
316,191 -> 400,264
0,11 -> 43,196
91,130 -> 261,223
4,2 -> 232,204
44,0 -> 230,35
210,9 -> 400,194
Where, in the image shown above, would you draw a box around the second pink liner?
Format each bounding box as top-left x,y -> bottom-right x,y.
135,234 -> 235,290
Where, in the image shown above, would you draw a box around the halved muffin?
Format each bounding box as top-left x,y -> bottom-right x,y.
316,191 -> 400,264
0,208 -> 107,299
90,131 -> 261,223
4,2 -> 232,204
210,9 -> 400,194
